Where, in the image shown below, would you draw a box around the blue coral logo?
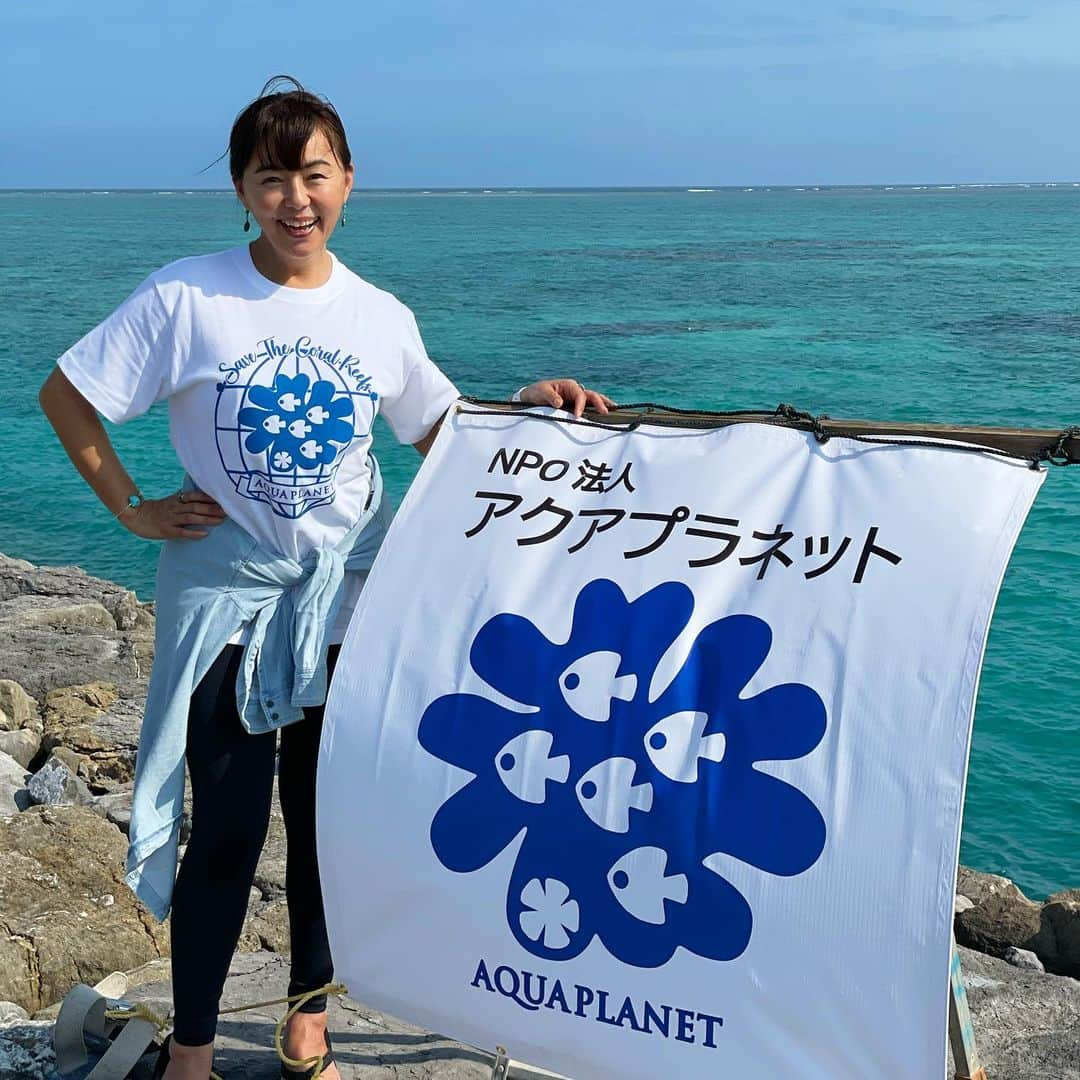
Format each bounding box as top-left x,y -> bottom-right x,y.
216,354 -> 367,519
418,579 -> 827,968
238,373 -> 355,469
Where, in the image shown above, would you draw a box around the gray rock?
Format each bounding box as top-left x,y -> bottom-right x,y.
0,728 -> 41,770
949,946 -> 1080,1079
0,1001 -> 29,1022
40,682 -> 143,791
0,556 -> 155,701
0,1018 -> 54,1080
1004,946 -> 1045,972
0,595 -> 116,632
0,555 -> 154,631
243,896 -> 291,954
0,751 -> 30,818
89,788 -> 133,835
954,894 -> 974,915
26,756 -> 96,808
954,867 -> 1043,960
0,680 -> 40,733
106,589 -> 144,632
0,805 -> 169,1012
1039,892 -> 1080,979
0,620 -> 136,703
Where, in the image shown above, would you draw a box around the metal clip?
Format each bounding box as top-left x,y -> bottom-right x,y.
491,1045 -> 510,1080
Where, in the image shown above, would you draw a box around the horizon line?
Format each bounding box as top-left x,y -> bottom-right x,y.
3,180 -> 1080,194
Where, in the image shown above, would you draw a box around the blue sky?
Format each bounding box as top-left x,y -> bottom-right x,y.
4,0 -> 1080,187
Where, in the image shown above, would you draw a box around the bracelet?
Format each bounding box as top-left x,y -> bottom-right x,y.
114,492 -> 144,520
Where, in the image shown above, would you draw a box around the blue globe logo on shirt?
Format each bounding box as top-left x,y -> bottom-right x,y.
418,578 -> 828,967
239,373 -> 354,468
216,351 -> 369,519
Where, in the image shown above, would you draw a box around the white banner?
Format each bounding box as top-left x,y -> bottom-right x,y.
318,407 -> 1043,1079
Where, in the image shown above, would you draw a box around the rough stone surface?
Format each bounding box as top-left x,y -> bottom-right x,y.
1,596 -> 116,633
1039,895 -> 1080,979
0,727 -> 42,770
0,751 -> 30,818
955,866 -> 1044,959
948,946 -> 1080,1079
244,896 -> 291,955
0,555 -> 154,700
26,756 -> 96,808
955,868 -> 1080,979
0,680 -> 40,733
41,682 -> 143,791
107,804 -> 133,835
0,805 -> 169,1013
44,682 -> 119,725
0,1018 -> 55,1080
1004,946 -> 1045,972
88,787 -> 133,833
0,1001 -> 28,1022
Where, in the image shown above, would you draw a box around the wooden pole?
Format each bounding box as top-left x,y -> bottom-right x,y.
949,937 -> 988,1080
463,400 -> 1080,464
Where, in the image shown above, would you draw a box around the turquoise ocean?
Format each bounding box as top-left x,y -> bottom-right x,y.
2,186 -> 1077,899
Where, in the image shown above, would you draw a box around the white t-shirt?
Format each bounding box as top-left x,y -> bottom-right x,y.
59,244 -> 459,643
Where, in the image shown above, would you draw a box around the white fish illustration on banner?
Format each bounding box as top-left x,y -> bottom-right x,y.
318,406 -> 1043,1079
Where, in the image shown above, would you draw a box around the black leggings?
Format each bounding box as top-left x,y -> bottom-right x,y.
169,645 -> 339,1045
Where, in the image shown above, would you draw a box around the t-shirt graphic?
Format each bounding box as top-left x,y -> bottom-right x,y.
56,245 -> 460,575
216,335 -> 378,519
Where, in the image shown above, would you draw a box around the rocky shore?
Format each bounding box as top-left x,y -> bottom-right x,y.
0,551 -> 1077,1078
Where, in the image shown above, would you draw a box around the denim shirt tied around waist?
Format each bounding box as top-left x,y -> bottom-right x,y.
125,462 -> 389,921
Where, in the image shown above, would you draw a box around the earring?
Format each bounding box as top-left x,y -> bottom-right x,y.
243,209 -> 251,233
341,204 -> 347,227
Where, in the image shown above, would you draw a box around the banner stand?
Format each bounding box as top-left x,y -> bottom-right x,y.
949,935 -> 988,1080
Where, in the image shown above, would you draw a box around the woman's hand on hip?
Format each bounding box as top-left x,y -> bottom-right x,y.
518,379 -> 616,418
122,490 -> 227,540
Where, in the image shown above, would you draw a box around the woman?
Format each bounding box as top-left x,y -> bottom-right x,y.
39,77 -> 613,1080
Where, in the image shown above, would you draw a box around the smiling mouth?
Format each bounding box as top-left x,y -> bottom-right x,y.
279,217 -> 319,238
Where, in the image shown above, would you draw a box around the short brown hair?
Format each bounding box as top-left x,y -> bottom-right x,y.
228,76 -> 352,181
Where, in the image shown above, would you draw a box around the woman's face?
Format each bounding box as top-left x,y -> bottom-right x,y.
234,127 -> 354,267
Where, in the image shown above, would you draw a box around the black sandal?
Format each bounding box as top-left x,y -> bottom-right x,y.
281,1029 -> 334,1078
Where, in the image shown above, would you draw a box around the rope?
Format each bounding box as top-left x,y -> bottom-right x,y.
1033,425 -> 1080,467
104,981 -> 348,1079
103,1002 -> 168,1031
267,983 -> 348,1077
458,397 -> 1079,467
